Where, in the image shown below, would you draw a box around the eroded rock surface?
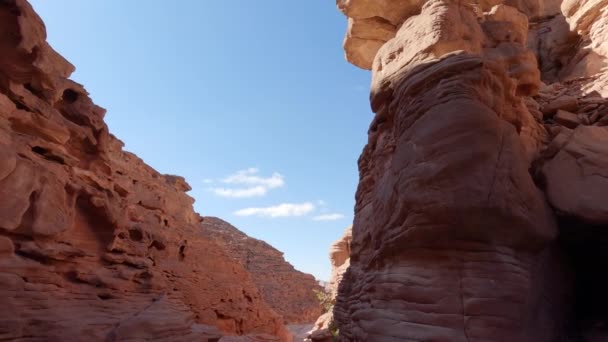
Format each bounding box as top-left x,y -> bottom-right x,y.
0,1 -> 290,340
335,0 -> 608,341
201,217 -> 323,324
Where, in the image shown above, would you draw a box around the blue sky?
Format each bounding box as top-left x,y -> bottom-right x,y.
30,1 -> 371,281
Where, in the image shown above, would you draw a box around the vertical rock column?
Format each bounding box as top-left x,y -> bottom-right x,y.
334,1 -> 564,341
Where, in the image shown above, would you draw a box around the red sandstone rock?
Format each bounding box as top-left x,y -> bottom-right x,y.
0,1 -> 290,340
542,126 -> 608,223
334,0 -> 608,340
200,217 -> 323,324
553,109 -> 581,128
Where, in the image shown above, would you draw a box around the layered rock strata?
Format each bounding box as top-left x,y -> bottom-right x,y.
335,0 -> 608,340
201,217 -> 323,324
0,1 -> 289,340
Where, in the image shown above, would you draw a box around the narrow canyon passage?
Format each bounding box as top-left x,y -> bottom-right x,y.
2,0 -> 608,341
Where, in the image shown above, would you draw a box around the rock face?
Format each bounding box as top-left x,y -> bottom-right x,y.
327,226 -> 352,300
335,0 -> 608,341
309,226 -> 352,341
200,217 -> 323,324
0,1 -> 290,340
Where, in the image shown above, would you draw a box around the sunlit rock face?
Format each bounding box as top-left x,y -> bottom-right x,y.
309,226 -> 352,341
200,217 -> 324,325
0,1 -> 292,340
335,0 -> 608,340
338,0 -> 563,70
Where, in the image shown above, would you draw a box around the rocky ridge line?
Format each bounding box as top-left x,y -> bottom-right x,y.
200,217 -> 323,325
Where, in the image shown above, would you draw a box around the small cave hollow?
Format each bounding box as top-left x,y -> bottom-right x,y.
97,293 -> 113,300
62,88 -> 79,104
73,195 -> 115,254
31,146 -> 65,165
242,290 -> 252,303
150,240 -> 165,251
559,216 -> 608,340
24,83 -> 44,98
179,244 -> 186,261
128,228 -> 144,242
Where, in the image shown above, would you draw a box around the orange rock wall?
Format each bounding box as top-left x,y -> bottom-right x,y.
0,1 -> 289,340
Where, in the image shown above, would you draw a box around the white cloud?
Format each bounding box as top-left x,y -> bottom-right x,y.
316,200 -> 326,206
211,168 -> 285,198
312,213 -> 345,221
234,202 -> 315,218
223,168 -> 284,188
212,186 -> 267,198
203,178 -> 214,184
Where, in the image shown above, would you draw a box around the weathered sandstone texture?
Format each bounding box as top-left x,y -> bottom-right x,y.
309,226 -> 352,342
327,226 -> 352,301
0,1 -> 290,340
335,0 -> 608,340
201,217 -> 323,324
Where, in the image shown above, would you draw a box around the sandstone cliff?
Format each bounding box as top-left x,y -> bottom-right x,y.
0,1 -> 290,340
334,0 -> 608,341
200,217 -> 323,324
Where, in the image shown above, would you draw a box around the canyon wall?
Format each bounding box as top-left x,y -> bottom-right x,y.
200,217 -> 323,324
0,1 -> 291,340
335,0 -> 608,341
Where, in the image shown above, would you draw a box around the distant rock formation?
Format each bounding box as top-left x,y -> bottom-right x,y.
309,226 -> 352,342
201,217 -> 323,324
334,0 -> 608,341
0,1 -> 290,340
327,226 -> 352,300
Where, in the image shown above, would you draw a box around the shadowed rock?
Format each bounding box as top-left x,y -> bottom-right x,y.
334,0 -> 608,340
